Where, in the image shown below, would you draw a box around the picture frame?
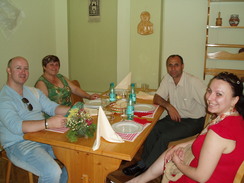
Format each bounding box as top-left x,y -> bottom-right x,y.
88,0 -> 100,22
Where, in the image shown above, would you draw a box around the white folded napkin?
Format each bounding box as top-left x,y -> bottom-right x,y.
136,91 -> 154,100
92,107 -> 124,151
115,72 -> 131,90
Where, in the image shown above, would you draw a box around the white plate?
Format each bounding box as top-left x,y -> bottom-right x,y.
84,99 -> 101,109
112,121 -> 143,134
134,104 -> 155,113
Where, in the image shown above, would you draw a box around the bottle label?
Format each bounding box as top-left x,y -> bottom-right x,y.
126,106 -> 134,114
109,93 -> 116,102
132,94 -> 136,103
126,105 -> 134,120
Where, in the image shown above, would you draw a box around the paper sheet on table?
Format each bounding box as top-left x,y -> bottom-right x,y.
84,108 -> 98,116
115,72 -> 131,90
92,107 -> 124,151
136,91 -> 154,100
85,108 -> 112,116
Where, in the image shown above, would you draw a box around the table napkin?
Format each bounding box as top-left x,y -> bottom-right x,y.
92,107 -> 124,151
136,91 -> 154,100
133,117 -> 151,125
134,111 -> 154,117
115,72 -> 131,90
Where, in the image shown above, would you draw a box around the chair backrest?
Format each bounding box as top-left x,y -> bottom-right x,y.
70,80 -> 84,104
234,161 -> 244,183
204,112 -> 213,128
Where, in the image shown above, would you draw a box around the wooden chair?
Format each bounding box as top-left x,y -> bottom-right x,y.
168,113 -> 212,147
70,80 -> 84,104
234,161 -> 244,183
1,149 -> 34,183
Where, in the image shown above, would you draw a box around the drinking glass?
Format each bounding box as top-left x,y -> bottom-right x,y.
120,103 -> 127,121
141,83 -> 149,92
106,109 -> 115,123
101,98 -> 110,110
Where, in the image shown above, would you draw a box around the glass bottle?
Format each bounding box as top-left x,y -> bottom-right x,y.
109,82 -> 116,102
126,94 -> 134,120
130,83 -> 136,104
229,14 -> 240,26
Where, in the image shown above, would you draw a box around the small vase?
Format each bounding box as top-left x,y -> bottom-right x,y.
229,14 -> 240,26
216,18 -> 222,26
216,12 -> 222,26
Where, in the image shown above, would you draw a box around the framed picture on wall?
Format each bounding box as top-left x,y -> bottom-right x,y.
88,0 -> 100,22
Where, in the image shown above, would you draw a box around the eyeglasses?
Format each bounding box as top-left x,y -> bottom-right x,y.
22,98 -> 33,111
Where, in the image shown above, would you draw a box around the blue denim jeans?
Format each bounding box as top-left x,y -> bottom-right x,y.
5,140 -> 68,183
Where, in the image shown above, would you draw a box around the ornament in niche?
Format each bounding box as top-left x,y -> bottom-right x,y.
137,11 -> 153,35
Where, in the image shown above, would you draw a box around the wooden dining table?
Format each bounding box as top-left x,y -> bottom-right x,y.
24,92 -> 164,183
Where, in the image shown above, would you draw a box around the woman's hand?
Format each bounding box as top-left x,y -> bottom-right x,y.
164,145 -> 175,164
164,142 -> 193,164
172,147 -> 185,165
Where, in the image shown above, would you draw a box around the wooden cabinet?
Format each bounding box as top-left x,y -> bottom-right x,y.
204,0 -> 244,79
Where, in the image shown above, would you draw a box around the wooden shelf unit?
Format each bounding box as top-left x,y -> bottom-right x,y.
204,0 -> 244,79
210,0 -> 244,2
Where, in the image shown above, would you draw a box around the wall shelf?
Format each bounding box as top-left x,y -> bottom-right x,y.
210,0 -> 244,2
203,0 -> 244,79
207,26 -> 244,29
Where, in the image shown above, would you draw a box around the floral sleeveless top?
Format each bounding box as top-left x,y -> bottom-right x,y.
36,74 -> 72,106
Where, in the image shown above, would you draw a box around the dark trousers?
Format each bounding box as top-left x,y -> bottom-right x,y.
140,115 -> 205,168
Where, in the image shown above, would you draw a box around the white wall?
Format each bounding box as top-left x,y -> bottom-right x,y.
162,0 -> 208,82
0,0 -> 68,88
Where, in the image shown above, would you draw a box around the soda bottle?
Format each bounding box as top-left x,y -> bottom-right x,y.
126,94 -> 134,120
109,82 -> 116,102
131,83 -> 136,103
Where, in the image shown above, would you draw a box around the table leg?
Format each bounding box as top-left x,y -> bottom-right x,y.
52,146 -> 122,183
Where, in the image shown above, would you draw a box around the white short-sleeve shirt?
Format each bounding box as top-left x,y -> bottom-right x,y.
156,72 -> 206,119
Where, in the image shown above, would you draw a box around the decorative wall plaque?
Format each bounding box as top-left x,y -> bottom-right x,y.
137,11 -> 153,35
88,0 -> 100,22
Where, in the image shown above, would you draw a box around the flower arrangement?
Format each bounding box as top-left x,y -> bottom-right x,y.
66,102 -> 96,142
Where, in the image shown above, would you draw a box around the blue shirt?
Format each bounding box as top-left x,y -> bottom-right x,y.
0,85 -> 59,148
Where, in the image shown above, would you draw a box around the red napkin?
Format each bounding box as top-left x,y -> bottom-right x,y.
134,111 -> 153,117
133,117 -> 151,125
